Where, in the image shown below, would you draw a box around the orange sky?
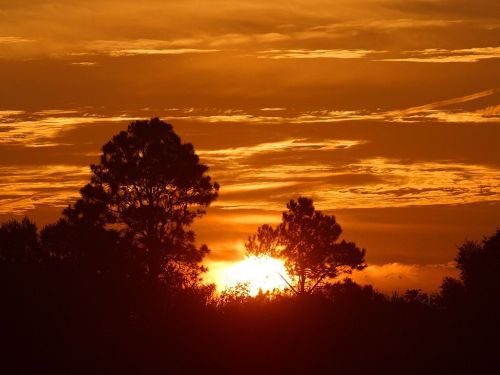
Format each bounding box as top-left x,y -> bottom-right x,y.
1,0 -> 499,292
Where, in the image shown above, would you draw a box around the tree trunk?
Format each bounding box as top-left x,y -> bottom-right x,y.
147,234 -> 162,283
298,274 -> 306,295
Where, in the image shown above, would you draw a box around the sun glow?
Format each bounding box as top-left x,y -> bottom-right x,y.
220,256 -> 291,296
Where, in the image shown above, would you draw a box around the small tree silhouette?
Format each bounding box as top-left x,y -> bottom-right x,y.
456,229 -> 500,303
65,118 -> 219,285
246,197 -> 366,295
0,218 -> 40,264
436,229 -> 500,310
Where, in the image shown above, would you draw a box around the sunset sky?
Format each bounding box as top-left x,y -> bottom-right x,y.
1,0 -> 499,292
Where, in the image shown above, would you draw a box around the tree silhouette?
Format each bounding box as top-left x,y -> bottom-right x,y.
0,218 -> 40,264
435,229 -> 500,312
436,276 -> 466,309
40,218 -> 128,275
246,197 -> 366,294
65,118 -> 219,285
455,229 -> 500,304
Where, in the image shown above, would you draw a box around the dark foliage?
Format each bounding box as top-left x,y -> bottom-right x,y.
0,218 -> 40,264
456,229 -> 500,304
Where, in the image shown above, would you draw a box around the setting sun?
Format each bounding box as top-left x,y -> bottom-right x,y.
220,256 -> 291,296
1,0 -> 499,372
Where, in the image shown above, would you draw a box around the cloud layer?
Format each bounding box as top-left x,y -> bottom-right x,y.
1,0 -> 499,292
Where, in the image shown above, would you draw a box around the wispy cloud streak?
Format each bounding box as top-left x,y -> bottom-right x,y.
384,89 -> 499,117
0,36 -> 34,44
0,165 -> 89,214
0,114 -> 135,146
259,49 -> 382,59
198,139 -> 366,161
382,47 -> 500,63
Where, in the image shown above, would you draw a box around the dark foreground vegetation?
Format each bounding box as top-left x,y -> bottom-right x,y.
1,119 -> 499,374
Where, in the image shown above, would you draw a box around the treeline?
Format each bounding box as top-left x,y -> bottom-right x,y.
1,119 -> 499,374
1,225 -> 499,374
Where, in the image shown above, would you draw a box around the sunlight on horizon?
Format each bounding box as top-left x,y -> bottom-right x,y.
219,255 -> 291,296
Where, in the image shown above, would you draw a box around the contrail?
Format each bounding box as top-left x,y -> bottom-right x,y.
384,88 -> 499,117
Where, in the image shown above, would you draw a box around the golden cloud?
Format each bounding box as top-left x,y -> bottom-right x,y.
350,262 -> 458,293
258,49 -> 382,59
0,165 -> 89,214
382,47 -> 500,63
0,36 -> 35,44
0,114 -> 135,146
